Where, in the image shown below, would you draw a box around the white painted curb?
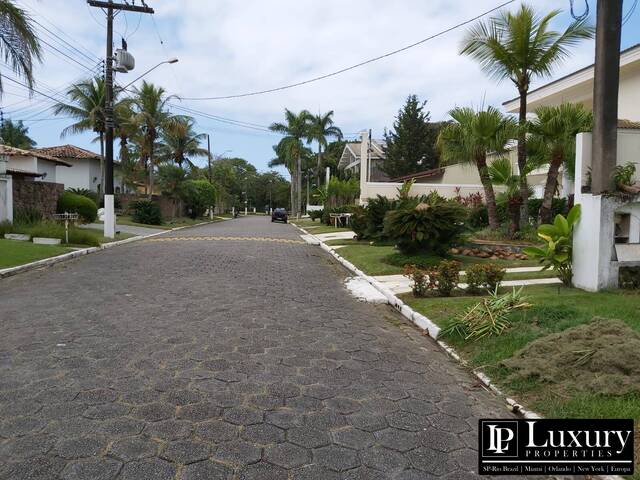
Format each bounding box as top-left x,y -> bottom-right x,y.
0,219 -> 224,280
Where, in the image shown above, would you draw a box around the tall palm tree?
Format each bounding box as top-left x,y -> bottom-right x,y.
0,0 -> 41,96
461,3 -> 594,228
130,81 -> 175,197
528,103 -> 592,223
269,109 -> 313,217
114,98 -> 137,166
437,106 -> 517,230
158,116 -> 208,168
53,77 -> 106,195
309,111 -> 342,187
488,157 -> 534,236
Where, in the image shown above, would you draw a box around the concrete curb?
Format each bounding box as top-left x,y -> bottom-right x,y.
0,219 -> 224,280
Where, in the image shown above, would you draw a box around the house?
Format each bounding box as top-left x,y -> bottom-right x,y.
338,139 -> 389,182
32,144 -> 128,193
1,144 -> 71,183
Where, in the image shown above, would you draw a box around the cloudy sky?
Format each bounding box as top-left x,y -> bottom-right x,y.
4,0 -> 640,176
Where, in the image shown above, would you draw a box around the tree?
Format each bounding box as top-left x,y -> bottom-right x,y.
461,3 -> 594,228
157,164 -> 187,217
0,0 -> 41,96
309,111 -> 342,187
269,109 -> 313,217
382,95 -> 440,178
54,77 -> 106,195
528,103 -> 592,223
158,116 -> 208,168
437,106 -> 517,230
114,98 -> 137,166
130,81 -> 174,197
0,119 -> 35,148
488,157 -> 535,237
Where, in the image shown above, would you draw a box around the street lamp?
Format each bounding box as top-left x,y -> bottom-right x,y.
119,57 -> 179,91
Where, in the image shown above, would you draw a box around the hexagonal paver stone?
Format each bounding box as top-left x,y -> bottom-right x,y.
75,388 -> 116,404
146,419 -> 193,440
398,398 -> 438,416
98,418 -> 145,436
302,384 -> 337,400
180,460 -> 233,480
419,429 -> 464,452
4,455 -> 67,480
82,403 -> 130,420
195,420 -> 238,442
0,434 -> 54,459
332,427 -> 375,450
301,410 -> 345,430
264,442 -> 311,469
242,423 -> 285,445
162,440 -> 210,464
360,446 -> 408,473
406,447 -> 453,476
266,383 -> 301,398
222,406 -> 263,425
375,428 -> 421,452
428,413 -> 471,434
212,440 -> 261,466
313,445 -> 360,472
347,412 -> 387,432
132,402 -> 175,422
119,458 -> 176,480
287,427 -> 330,449
247,394 -> 282,410
386,411 -> 428,432
342,466 -> 391,480
177,402 -> 221,422
0,416 -> 44,436
291,464 -> 339,480
109,436 -> 158,461
324,397 -> 361,414
163,389 -> 203,406
60,458 -> 122,480
265,409 -> 301,429
54,436 -> 106,459
238,461 -> 288,480
389,469 -> 427,480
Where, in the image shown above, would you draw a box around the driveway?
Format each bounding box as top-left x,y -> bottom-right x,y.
0,216 -> 513,479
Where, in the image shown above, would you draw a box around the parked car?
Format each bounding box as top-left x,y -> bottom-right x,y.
271,208 -> 288,223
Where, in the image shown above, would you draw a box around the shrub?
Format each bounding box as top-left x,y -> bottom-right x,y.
0,220 -> 15,237
67,187 -> 98,204
523,205 -> 581,286
16,221 -> 101,246
181,180 -> 216,219
433,260 -> 460,296
528,197 -> 568,222
465,264 -> 486,293
404,264 -> 436,297
308,209 -> 324,221
467,205 -> 489,229
14,207 -> 43,225
130,199 -> 162,225
383,192 -> 466,255
363,195 -> 396,239
349,206 -> 368,239
483,263 -> 506,291
57,192 -> 98,223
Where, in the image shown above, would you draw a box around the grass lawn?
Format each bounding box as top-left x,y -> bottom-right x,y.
80,228 -> 136,245
403,285 -> 640,443
292,219 -> 352,235
338,243 -> 538,276
0,239 -> 71,269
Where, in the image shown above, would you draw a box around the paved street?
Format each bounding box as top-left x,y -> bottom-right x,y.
1,216 -> 512,480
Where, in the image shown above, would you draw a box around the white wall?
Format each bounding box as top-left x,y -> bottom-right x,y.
7,155 -> 37,174
0,175 -> 12,222
56,158 -> 91,190
36,160 -> 58,183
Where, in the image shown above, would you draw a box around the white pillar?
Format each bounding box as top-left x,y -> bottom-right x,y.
574,133 -> 592,203
359,130 -> 369,205
104,194 -> 116,238
325,166 -> 330,188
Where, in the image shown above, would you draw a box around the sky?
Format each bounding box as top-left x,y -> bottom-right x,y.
3,0 -> 640,177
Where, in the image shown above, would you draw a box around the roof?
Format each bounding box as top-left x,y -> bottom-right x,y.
391,167 -> 446,183
618,119 -> 640,129
338,139 -> 386,170
7,168 -> 44,177
503,43 -> 640,112
0,144 -> 72,167
33,144 -> 101,160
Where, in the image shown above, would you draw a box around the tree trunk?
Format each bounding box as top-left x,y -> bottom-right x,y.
476,155 -> 500,230
517,88 -> 530,230
296,155 -> 302,218
99,132 -> 105,203
538,151 -> 564,224
289,168 -> 295,216
148,143 -> 155,200
316,146 -> 322,190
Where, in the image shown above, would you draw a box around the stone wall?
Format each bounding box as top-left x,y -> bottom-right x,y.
12,179 -> 63,219
119,194 -> 184,219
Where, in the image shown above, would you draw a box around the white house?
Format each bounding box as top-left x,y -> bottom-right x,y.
33,144 -> 127,193
338,139 -> 389,182
1,144 -> 71,182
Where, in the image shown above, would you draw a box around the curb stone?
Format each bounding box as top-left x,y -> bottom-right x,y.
0,219 -> 225,280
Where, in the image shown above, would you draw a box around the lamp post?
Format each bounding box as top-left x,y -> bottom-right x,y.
118,57 -> 179,91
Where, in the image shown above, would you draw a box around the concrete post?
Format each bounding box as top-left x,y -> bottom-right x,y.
359,130 -> 369,205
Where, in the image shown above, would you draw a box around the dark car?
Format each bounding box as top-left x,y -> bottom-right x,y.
271,208 -> 288,223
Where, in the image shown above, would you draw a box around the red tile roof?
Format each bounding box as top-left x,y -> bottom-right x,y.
32,144 -> 101,160
0,144 -> 72,167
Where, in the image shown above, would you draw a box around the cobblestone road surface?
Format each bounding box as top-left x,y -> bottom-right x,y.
1,216 -> 515,479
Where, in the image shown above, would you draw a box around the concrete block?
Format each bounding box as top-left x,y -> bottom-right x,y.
4,233 -> 30,241
33,237 -> 62,245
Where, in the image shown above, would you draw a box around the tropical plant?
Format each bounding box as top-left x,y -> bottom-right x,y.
613,162 -> 637,191
383,192 -> 466,255
0,119 -> 35,148
181,179 -> 216,218
433,260 -> 460,297
404,264 -> 437,297
443,287 -> 532,341
523,204 -> 581,286
488,157 -> 528,236
130,81 -> 175,197
57,191 -> 98,223
0,0 -> 42,95
324,177 -> 359,208
483,263 -> 507,291
158,116 -> 208,168
438,106 -> 517,229
309,111 -> 342,187
269,109 -> 313,218
129,199 -> 162,225
461,3 -> 594,228
382,95 -> 441,178
157,164 -> 187,217
465,264 -> 486,293
360,195 -> 397,240
528,103 -> 592,223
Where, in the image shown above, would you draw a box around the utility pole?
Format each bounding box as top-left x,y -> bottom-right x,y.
87,0 -> 154,238
207,133 -> 212,183
591,0 -> 623,194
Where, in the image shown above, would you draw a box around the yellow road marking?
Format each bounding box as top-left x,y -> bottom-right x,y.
144,236 -> 306,245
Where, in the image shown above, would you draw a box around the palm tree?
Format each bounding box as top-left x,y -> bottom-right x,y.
0,0 -> 42,96
0,118 -> 36,148
158,116 -> 208,168
461,3 -> 594,228
269,109 -> 313,217
114,98 -> 137,166
130,81 -> 175,197
309,111 -> 342,187
528,103 -> 592,224
437,106 -> 517,230
54,77 -> 107,195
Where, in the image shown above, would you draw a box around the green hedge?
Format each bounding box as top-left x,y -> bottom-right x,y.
58,192 -> 98,223
129,199 -> 162,225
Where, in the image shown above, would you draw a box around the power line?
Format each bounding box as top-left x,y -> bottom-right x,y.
169,103 -> 278,134
569,0 -> 590,21
31,18 -> 101,65
180,0 -> 516,101
622,0 -> 638,25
